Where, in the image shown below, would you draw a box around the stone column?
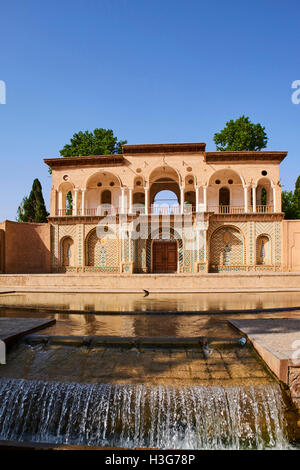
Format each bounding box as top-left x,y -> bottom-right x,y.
252,186 -> 256,213
129,230 -> 132,262
81,189 -> 86,216
195,227 -> 209,272
58,191 -> 63,215
50,188 -> 57,216
272,185 -> 277,212
144,185 -> 149,215
180,186 -> 185,215
74,188 -> 78,216
204,230 -> 208,263
203,186 -> 207,211
195,186 -> 200,213
196,229 -> 200,262
121,187 -> 125,214
243,185 -> 249,213
128,187 -> 133,214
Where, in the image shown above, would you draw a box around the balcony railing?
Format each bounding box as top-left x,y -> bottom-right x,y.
208,206 -> 244,214
55,204 -> 274,217
254,205 -> 273,213
208,205 -> 274,214
56,207 -> 121,217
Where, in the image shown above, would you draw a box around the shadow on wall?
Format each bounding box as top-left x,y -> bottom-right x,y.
0,220 -> 51,274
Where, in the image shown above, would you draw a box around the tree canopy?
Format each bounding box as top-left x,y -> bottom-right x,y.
282,176 -> 300,219
59,128 -> 127,157
17,178 -> 49,223
213,116 -> 268,151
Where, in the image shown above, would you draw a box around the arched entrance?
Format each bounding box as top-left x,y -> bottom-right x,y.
149,166 -> 181,215
152,239 -> 178,273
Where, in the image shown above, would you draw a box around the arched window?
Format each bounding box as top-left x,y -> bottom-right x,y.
101,190 -> 111,205
184,191 -> 196,212
66,191 -> 73,215
153,190 -> 179,215
133,192 -> 145,205
261,187 -> 267,206
219,187 -> 230,206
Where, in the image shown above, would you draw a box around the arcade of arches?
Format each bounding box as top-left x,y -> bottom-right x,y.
54,220 -> 282,273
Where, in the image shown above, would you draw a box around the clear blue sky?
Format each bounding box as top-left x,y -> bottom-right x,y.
0,0 -> 299,220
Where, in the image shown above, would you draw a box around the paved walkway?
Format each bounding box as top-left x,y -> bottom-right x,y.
0,318 -> 56,343
229,318 -> 300,408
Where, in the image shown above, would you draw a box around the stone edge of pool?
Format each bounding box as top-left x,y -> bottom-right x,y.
229,318 -> 300,410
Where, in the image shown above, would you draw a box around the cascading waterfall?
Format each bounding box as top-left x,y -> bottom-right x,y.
0,378 -> 290,449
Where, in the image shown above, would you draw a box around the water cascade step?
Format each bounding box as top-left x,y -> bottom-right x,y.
0,378 -> 291,449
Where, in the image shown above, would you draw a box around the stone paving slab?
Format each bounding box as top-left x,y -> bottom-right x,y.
0,318 -> 56,343
229,318 -> 300,385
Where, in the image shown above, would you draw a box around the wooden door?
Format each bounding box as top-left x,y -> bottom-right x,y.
153,241 -> 177,273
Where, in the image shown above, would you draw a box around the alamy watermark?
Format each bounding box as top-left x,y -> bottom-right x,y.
95,208 -> 207,251
0,80 -> 6,104
291,80 -> 300,104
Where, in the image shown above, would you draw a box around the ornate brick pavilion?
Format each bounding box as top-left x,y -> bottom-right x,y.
45,143 -> 287,274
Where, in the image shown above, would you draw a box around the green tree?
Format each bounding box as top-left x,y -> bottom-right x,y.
60,128 -> 127,157
282,176 -> 300,219
282,190 -> 297,219
17,178 -> 49,223
214,116 -> 268,151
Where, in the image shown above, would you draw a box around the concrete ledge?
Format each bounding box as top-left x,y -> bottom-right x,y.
229,318 -> 300,408
25,334 -> 239,349
2,272 -> 300,292
2,286 -> 300,294
0,318 -> 56,344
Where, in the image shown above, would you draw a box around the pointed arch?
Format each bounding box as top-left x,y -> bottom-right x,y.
85,227 -> 119,269
209,225 -> 245,272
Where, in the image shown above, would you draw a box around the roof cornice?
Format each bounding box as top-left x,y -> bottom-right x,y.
122,143 -> 206,154
205,151 -> 287,163
44,155 -> 125,169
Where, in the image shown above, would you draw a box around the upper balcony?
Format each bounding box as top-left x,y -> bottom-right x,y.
52,168 -> 280,219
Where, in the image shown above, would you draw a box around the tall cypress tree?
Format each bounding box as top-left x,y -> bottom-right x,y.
17,179 -> 49,223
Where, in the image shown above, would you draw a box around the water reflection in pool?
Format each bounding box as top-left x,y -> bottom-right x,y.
1,308 -> 300,338
1,291 -> 300,312
1,291 -> 300,337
